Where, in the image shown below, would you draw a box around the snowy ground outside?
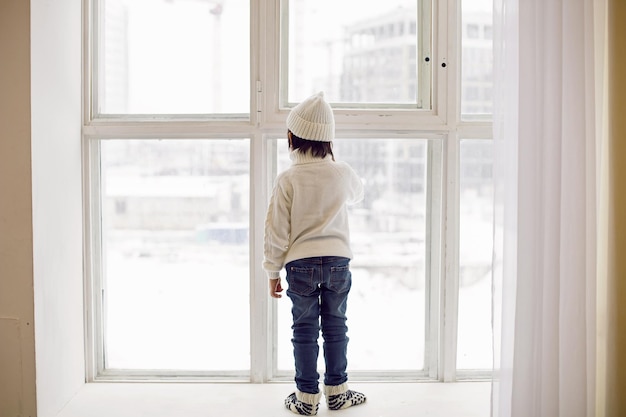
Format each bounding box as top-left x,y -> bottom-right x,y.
105,229 -> 493,372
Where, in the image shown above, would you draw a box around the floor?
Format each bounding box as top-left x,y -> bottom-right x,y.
57,381 -> 491,417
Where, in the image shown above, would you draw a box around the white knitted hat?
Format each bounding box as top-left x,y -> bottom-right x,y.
286,91 -> 335,142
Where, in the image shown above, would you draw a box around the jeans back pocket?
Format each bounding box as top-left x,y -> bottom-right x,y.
329,264 -> 351,293
287,266 -> 317,296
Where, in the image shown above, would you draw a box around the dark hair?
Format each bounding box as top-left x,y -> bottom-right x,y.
288,131 -> 335,161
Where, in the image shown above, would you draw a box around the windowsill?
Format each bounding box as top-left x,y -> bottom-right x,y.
57,381 -> 491,417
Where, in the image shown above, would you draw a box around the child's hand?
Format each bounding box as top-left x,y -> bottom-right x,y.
269,278 -> 283,298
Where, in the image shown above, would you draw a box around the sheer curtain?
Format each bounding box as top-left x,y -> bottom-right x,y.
491,0 -> 606,416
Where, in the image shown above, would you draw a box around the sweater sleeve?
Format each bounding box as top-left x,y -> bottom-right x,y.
346,165 -> 364,205
262,178 -> 292,279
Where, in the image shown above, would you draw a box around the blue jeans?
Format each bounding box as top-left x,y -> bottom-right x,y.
285,256 -> 352,394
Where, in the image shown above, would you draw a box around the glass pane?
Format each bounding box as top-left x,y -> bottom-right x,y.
101,139 -> 250,371
457,139 -> 494,369
460,0 -> 493,118
99,0 -> 249,115
274,138 -> 428,371
285,0 -> 428,107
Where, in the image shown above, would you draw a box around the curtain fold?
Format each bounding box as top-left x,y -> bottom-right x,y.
491,0 -> 605,416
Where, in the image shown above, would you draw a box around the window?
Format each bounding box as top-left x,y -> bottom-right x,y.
457,139 -> 494,371
283,0 -> 430,107
100,139 -> 250,372
484,24 -> 493,40
466,24 -> 480,39
270,138 -> 439,376
97,0 -> 249,115
461,0 -> 493,118
84,0 -> 493,382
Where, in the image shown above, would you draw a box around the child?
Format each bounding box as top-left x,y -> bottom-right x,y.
263,92 -> 367,416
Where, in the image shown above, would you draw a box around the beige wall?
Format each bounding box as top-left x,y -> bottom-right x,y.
607,0 -> 626,415
0,1 -> 37,416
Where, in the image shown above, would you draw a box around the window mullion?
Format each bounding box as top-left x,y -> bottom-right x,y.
439,0 -> 462,382
441,132 -> 460,382
255,0 -> 282,382
418,0 -> 433,111
444,0 -> 460,129
84,138 -> 105,382
425,138 -> 444,379
250,133 -> 271,383
258,0 -> 283,128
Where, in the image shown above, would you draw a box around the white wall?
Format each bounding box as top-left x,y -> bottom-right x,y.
31,0 -> 85,415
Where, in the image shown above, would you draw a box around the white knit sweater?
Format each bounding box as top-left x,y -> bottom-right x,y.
262,150 -> 364,279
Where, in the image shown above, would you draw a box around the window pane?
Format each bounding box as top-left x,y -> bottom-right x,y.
101,139 -> 250,371
285,0 -> 428,107
99,0 -> 249,115
457,139 -> 493,370
461,0 -> 493,118
274,139 -> 429,371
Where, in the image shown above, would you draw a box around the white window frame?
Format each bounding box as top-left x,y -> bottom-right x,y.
82,0 -> 493,383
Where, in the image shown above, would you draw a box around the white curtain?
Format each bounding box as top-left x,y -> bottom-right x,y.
491,0 -> 605,416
